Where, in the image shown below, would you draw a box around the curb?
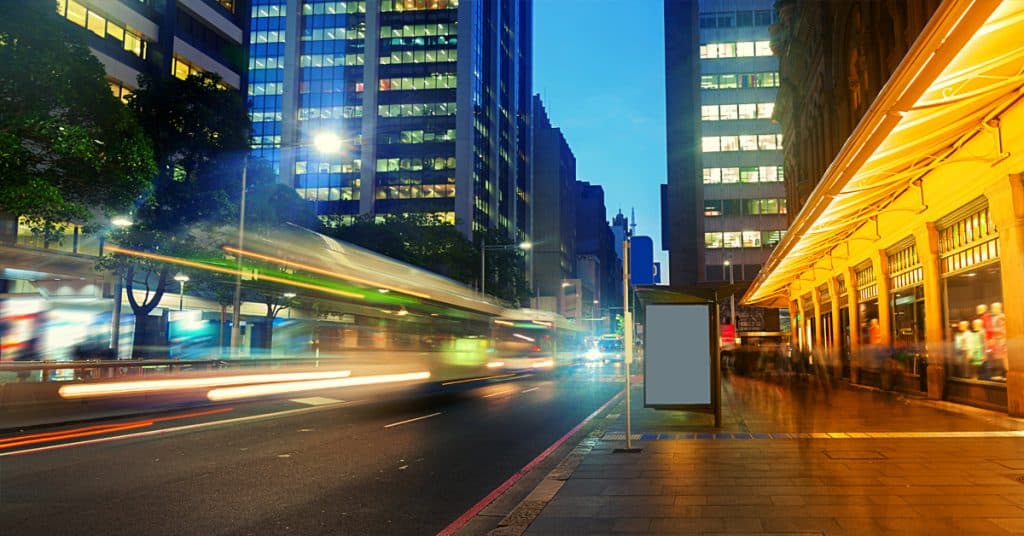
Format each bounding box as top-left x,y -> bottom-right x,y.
482,396 -> 626,536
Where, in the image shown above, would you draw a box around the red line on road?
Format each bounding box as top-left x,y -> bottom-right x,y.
436,390 -> 624,536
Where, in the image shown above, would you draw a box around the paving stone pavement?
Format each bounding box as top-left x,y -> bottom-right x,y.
523,375 -> 1024,535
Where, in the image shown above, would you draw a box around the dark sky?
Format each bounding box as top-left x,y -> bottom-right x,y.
533,0 -> 669,280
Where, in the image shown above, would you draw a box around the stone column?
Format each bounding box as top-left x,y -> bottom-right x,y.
828,276 -> 843,380
812,286 -> 823,371
874,251 -> 893,389
987,174 -> 1024,416
914,223 -> 945,400
847,266 -> 861,384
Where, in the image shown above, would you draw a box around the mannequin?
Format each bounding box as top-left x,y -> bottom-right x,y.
970,318 -> 987,379
989,302 -> 1008,378
954,320 -> 972,377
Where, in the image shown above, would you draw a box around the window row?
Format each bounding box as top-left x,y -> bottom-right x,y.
300,53 -> 365,67
252,4 -> 285,18
249,82 -> 285,96
701,134 -> 783,152
702,103 -> 774,121
380,0 -> 458,12
378,102 -> 456,117
297,105 -> 363,120
58,0 -> 147,59
252,30 -> 287,43
376,156 -> 456,172
379,128 -> 456,144
705,230 -> 785,249
375,184 -> 455,200
701,72 -> 780,89
250,56 -> 285,70
699,41 -> 773,59
703,166 -> 784,184
296,186 -> 361,201
300,1 -> 366,15
252,135 -> 282,146
699,9 -> 775,29
250,110 -> 283,122
703,198 -> 787,217
301,27 -> 366,42
381,23 -> 456,38
380,48 -> 456,64
378,74 -> 456,91
384,35 -> 457,47
296,160 -> 362,174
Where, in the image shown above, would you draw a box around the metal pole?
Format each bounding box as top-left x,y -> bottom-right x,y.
623,237 -> 633,450
480,239 -> 486,296
729,263 -> 736,327
230,154 -> 248,355
110,273 -> 122,357
179,280 -> 185,311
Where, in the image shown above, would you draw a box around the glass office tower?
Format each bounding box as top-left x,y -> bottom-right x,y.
247,0 -> 531,241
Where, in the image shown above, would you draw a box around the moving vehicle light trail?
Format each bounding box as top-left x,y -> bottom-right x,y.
206,371 -> 431,401
58,370 -> 353,398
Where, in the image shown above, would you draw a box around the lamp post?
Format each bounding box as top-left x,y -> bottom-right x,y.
174,273 -> 190,311
480,240 -> 532,297
724,260 -> 736,327
283,292 -> 296,319
108,216 -> 134,356
231,132 -> 344,354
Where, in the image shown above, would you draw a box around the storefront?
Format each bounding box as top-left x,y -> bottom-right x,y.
937,200 -> 1008,409
888,239 -> 926,391
742,2 -> 1024,415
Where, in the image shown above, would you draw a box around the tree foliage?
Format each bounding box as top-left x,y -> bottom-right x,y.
0,2 -> 155,242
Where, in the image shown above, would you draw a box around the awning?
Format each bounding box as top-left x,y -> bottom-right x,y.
743,0 -> 1024,307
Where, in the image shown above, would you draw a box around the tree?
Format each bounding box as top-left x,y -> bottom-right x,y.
244,159 -> 318,231
0,2 -> 155,243
104,73 -> 250,357
476,227 -> 531,306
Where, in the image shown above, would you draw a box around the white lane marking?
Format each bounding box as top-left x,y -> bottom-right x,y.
521,387 -> 539,393
483,389 -> 514,398
384,412 -> 442,429
291,397 -> 343,406
0,401 -> 350,458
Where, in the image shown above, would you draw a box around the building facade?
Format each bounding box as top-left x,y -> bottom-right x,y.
247,0 -> 532,242
574,181 -> 622,323
530,95 -> 576,306
746,0 -> 1024,415
663,0 -> 787,289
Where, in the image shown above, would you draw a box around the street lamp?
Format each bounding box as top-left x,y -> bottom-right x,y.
231,131 -> 345,354
173,273 -> 189,311
480,240 -> 532,297
283,292 -> 296,319
724,260 -> 736,327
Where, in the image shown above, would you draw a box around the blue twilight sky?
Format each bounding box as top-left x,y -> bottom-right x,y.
533,0 -> 669,281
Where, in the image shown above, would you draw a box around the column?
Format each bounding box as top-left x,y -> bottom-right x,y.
914,223 -> 945,400
812,287 -> 823,370
873,251 -> 893,389
788,299 -> 799,350
828,276 -> 842,380
796,298 -> 806,353
987,174 -> 1024,416
847,266 -> 861,383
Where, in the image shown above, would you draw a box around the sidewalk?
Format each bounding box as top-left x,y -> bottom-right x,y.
512,375 -> 1024,535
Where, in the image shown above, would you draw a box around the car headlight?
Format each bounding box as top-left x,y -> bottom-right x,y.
586,349 -> 601,360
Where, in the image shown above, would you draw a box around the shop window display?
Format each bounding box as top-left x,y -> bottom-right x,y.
944,265 -> 1005,381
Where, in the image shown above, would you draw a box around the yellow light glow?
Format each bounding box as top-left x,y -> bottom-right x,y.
223,246 -> 433,300
105,246 -> 365,300
206,371 -> 431,401
58,370 -> 353,399
486,361 -> 505,369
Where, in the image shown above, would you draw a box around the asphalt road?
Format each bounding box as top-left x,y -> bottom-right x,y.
0,365 -> 624,535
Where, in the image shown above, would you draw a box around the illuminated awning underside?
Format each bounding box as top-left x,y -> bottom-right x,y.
744,0 -> 1024,307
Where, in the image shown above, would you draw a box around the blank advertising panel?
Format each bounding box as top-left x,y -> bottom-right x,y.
645,304 -> 712,407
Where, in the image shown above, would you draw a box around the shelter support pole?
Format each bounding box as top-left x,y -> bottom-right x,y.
988,174 -> 1024,416
874,251 -> 893,390
812,287 -> 823,367
914,223 -> 945,400
827,276 -> 842,381
846,266 -> 861,384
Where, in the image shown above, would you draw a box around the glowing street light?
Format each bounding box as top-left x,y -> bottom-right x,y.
481,240 -> 533,297
313,131 -> 344,154
111,216 -> 133,227
173,273 -> 190,310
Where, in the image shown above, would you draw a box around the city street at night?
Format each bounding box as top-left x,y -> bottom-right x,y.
0,366 -> 622,535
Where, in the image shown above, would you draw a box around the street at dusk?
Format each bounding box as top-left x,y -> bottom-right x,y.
5,0 -> 1024,534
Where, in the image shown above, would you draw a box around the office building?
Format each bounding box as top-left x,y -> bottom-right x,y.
530,95 -> 576,309
575,181 -> 622,320
662,0 -> 787,288
247,0 -> 532,242
743,1 -> 1024,415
